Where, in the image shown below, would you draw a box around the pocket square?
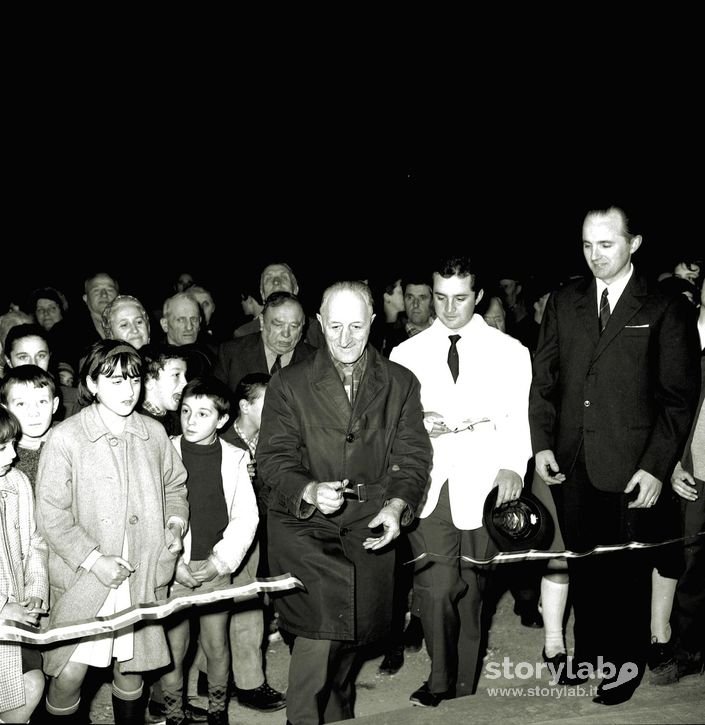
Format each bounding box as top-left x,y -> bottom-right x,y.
625,324 -> 650,328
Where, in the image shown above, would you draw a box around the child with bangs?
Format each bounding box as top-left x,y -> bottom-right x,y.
0,365 -> 60,489
34,339 -> 189,724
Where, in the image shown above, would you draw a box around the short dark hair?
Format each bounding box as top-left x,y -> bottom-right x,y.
0,364 -> 57,405
4,324 -> 50,356
139,343 -> 188,383
78,340 -> 142,407
181,376 -> 232,419
262,291 -> 303,315
0,405 -> 21,445
233,372 -> 270,407
432,256 -> 481,292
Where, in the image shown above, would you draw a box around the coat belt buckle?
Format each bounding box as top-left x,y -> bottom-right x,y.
342,482 -> 367,503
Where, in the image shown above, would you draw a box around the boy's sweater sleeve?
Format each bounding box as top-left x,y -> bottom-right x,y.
210,450 -> 259,575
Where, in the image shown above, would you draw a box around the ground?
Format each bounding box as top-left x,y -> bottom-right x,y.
78,587 -> 702,724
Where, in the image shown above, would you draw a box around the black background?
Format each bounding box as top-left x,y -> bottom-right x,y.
6,51 -> 703,320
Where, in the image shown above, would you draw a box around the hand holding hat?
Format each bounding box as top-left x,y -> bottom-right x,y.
483,485 -> 555,553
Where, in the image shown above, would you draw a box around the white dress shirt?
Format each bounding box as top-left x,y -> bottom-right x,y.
390,315 -> 532,529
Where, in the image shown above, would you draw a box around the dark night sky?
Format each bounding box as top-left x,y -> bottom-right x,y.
6,97 -> 702,319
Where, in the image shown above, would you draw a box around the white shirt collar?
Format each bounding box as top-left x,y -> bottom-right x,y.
595,263 -> 634,313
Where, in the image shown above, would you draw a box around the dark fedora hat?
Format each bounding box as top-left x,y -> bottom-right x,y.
483,487 -> 555,552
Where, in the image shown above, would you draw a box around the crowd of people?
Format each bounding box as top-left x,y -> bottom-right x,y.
0,209 -> 703,725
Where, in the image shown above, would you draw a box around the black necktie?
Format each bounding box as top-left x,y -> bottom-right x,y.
599,288 -> 610,334
270,355 -> 282,374
448,334 -> 461,383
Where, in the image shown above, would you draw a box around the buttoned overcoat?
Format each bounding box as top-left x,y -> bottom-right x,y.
35,404 -> 189,676
257,344 -> 432,644
0,468 -> 48,711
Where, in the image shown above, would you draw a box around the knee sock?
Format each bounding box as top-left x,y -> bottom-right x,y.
160,684 -> 184,721
112,683 -> 143,701
651,569 -> 677,643
541,575 -> 569,658
208,682 -> 228,714
45,698 -> 81,717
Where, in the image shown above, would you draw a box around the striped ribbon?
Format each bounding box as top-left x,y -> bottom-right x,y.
408,531 -> 705,567
0,574 -> 302,645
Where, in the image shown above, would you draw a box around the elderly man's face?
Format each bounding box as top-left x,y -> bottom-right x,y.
260,264 -> 298,301
260,300 -> 305,355
318,289 -> 374,364
161,297 -> 201,346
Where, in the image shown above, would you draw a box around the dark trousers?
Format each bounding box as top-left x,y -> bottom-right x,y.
286,636 -> 359,725
559,452 -> 650,677
408,483 -> 493,696
675,476 -> 705,655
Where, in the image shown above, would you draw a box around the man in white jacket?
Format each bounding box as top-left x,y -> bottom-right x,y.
390,255 -> 532,707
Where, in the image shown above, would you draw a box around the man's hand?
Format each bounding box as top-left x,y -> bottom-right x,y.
175,560 -> 200,588
625,469 -> 663,508
91,555 -> 135,589
671,461 -> 699,502
192,559 -> 219,584
423,411 -> 452,438
492,469 -> 523,507
303,480 -> 348,515
535,450 -> 566,485
363,498 -> 405,551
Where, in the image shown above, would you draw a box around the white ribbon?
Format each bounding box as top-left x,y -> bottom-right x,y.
0,574 -> 302,645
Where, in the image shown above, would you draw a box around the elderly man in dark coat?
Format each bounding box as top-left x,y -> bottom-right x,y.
257,280 -> 432,725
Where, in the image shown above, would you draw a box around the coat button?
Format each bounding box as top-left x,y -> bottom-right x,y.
128,515 -> 139,524
584,400 -> 591,407
340,527 -> 349,536
109,437 -> 119,446
345,433 -> 355,443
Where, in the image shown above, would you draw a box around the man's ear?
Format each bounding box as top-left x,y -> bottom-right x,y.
630,235 -> 643,254
475,288 -> 485,306
82,294 -> 88,306
258,314 -> 264,332
216,413 -> 229,431
52,396 -> 60,415
160,318 -> 169,334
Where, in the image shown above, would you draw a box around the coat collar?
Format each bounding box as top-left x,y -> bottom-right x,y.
310,344 -> 388,418
81,403 -> 150,442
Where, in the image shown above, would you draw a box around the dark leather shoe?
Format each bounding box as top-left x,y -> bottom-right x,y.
592,679 -> 638,706
513,602 -> 543,628
379,646 -> 404,675
148,698 -> 208,723
409,682 -> 453,707
676,650 -> 704,679
542,649 -> 588,686
234,681 -> 287,712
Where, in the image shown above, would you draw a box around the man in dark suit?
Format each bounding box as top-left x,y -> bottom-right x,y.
214,291 -> 315,395
257,280 -> 432,724
529,205 -> 701,705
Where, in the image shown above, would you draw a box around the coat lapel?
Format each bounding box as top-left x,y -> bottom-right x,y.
351,347 -> 387,420
310,348 -> 352,418
575,277 -> 600,347
592,273 -> 647,363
